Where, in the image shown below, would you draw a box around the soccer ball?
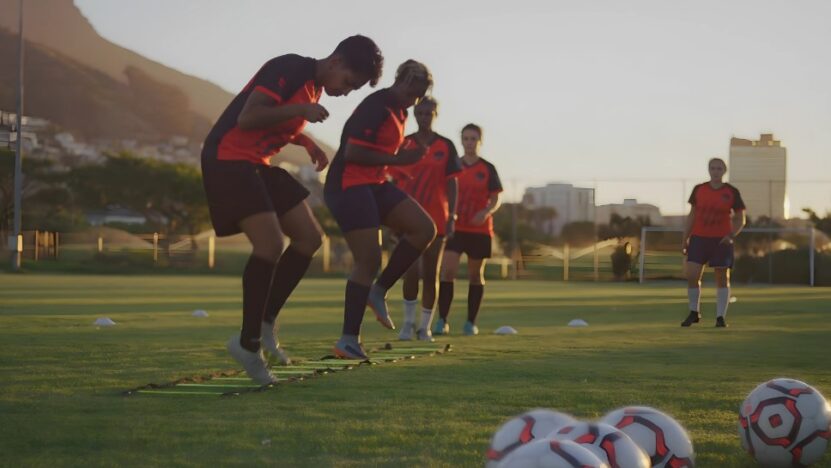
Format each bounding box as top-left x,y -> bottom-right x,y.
486,409 -> 577,467
553,421 -> 650,468
498,438 -> 609,468
738,378 -> 831,467
600,406 -> 695,467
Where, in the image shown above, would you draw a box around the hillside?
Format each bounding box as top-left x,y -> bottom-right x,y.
0,0 -> 333,165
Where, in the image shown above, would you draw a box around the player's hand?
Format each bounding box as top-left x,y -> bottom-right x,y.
445,219 -> 455,238
681,237 -> 689,255
299,103 -> 330,123
471,210 -> 488,226
306,143 -> 329,171
719,235 -> 734,245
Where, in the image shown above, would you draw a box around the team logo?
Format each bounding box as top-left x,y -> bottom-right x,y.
476,171 -> 486,181
434,151 -> 445,160
277,77 -> 287,89
721,193 -> 731,202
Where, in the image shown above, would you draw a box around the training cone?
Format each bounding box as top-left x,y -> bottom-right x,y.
192,309 -> 209,318
494,326 -> 518,335
94,317 -> 116,327
567,319 -> 588,327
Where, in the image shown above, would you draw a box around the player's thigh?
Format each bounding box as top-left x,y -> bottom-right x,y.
441,249 -> 462,281
278,200 -> 323,255
383,197 -> 436,243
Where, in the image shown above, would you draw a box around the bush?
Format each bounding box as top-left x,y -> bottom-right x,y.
611,242 -> 634,280
733,249 -> 831,285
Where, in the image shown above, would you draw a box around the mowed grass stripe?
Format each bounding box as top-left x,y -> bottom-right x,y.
1,274 -> 829,467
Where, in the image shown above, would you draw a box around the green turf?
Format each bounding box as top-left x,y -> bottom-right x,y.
1,274 -> 829,467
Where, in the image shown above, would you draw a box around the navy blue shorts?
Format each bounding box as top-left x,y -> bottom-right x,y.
201,156 -> 309,237
445,231 -> 493,259
324,182 -> 409,233
686,235 -> 734,268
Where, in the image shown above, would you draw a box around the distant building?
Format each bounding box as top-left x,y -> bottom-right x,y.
596,199 -> 663,225
729,133 -> 788,220
523,183 -> 595,235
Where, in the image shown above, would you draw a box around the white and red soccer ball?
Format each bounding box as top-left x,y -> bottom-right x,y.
738,378 -> 831,467
499,438 -> 609,468
600,406 -> 695,467
486,409 -> 577,467
553,421 -> 650,468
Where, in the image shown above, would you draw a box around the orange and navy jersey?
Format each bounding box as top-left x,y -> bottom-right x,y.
391,133 -> 462,234
203,54 -> 321,166
689,182 -> 745,237
455,158 -> 502,236
326,89 -> 408,190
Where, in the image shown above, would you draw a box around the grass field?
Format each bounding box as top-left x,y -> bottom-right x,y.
1,274 -> 830,467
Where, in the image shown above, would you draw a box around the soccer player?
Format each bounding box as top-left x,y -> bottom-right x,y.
324,60 -> 436,359
433,124 -> 502,336
680,157 -> 746,328
201,36 -> 383,384
391,97 -> 462,342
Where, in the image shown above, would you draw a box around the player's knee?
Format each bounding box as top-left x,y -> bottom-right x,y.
252,239 -> 284,263
294,231 -> 323,257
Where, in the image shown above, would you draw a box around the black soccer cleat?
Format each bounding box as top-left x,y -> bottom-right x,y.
715,317 -> 729,328
681,311 -> 701,327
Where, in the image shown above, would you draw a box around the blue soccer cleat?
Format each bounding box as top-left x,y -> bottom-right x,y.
432,318 -> 450,335
463,321 -> 479,336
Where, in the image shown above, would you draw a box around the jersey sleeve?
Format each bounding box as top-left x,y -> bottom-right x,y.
688,185 -> 699,206
444,140 -> 462,177
251,55 -> 307,104
344,95 -> 392,152
730,185 -> 746,210
487,163 -> 503,193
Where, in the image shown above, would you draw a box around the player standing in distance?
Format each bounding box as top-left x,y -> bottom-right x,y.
324,60 -> 436,359
201,36 -> 383,384
392,97 -> 462,342
681,157 -> 746,328
433,124 -> 502,336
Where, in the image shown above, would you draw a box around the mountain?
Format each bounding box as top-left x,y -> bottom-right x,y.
0,0 -> 230,121
0,29 -> 210,141
0,0 -> 332,165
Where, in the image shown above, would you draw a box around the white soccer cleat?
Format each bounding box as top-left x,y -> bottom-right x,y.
398,322 -> 415,341
416,328 -> 435,342
226,335 -> 277,386
261,321 -> 291,365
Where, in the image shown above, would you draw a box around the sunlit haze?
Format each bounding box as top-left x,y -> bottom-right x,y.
75,0 -> 831,214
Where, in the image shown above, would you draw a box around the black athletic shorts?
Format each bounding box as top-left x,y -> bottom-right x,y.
686,235 -> 734,268
324,181 -> 409,233
445,231 -> 492,259
201,157 -> 309,237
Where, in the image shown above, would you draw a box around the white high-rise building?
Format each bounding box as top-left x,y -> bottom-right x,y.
523,183 -> 595,235
729,133 -> 788,220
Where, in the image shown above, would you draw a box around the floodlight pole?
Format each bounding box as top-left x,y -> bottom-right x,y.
11,0 -> 24,271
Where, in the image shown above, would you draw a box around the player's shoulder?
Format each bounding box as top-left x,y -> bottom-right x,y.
692,182 -> 708,192
435,133 -> 457,148
478,157 -> 498,172
265,53 -> 313,68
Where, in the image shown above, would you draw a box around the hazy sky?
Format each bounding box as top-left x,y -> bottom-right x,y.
74,0 -> 831,215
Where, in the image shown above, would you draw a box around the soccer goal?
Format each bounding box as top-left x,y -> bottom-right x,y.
638,226 -> 820,286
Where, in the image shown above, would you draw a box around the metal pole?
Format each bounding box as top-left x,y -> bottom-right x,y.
11,0 -> 24,271
809,227 -> 815,287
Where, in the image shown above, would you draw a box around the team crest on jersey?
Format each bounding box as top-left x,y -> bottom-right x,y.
721,193 -> 731,202
476,171 -> 486,181
434,151 -> 445,160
